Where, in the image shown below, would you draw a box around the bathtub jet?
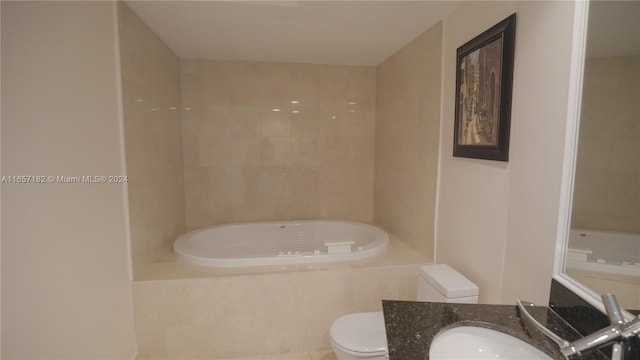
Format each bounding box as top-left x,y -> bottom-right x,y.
173,220 -> 389,267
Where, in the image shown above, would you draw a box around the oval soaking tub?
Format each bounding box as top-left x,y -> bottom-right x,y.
567,228 -> 640,276
173,220 -> 389,267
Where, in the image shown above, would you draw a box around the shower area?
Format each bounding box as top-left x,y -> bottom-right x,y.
119,1 -> 443,358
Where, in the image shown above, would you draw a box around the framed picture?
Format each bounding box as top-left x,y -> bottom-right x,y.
453,14 -> 516,161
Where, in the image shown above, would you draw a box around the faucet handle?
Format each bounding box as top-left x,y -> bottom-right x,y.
611,343 -> 623,360
602,293 -> 625,326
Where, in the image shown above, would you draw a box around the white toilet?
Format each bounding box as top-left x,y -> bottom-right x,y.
329,264 -> 479,360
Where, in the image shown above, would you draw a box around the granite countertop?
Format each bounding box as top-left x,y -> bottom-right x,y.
382,300 -> 609,360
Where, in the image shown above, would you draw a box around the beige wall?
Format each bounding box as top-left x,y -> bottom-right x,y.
501,0 -> 578,305
1,1 -> 136,358
180,61 -> 376,228
118,2 -> 186,276
437,1 -> 576,304
572,55 -> 640,234
374,23 -> 442,258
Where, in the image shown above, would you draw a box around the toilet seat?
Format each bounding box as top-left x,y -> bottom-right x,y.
329,312 -> 388,357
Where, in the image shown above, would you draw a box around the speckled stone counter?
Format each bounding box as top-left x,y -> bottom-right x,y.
382,300 -> 609,360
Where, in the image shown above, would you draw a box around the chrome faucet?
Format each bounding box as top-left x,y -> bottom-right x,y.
517,294 -> 640,359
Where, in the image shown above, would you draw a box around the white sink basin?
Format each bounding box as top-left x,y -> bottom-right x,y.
429,326 -> 553,360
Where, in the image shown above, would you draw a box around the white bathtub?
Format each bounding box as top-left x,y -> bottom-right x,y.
173,220 -> 389,267
567,228 -> 640,276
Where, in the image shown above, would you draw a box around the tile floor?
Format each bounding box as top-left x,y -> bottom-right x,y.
209,349 -> 337,360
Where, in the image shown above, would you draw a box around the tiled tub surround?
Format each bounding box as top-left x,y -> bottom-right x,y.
382,300 -> 607,360
118,3 -> 186,274
374,22 -> 442,258
180,60 -> 376,229
132,234 -> 428,359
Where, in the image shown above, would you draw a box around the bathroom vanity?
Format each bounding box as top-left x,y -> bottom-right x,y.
382,279 -> 640,360
382,299 -> 606,360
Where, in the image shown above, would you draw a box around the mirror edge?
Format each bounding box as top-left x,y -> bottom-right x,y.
552,0 -> 636,321
552,0 -> 588,281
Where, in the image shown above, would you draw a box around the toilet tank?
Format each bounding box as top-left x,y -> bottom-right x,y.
417,264 -> 479,304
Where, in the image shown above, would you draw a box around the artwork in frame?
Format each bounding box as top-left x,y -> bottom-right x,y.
453,13 -> 516,161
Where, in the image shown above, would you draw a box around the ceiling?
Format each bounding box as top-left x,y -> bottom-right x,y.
125,1 -> 638,65
125,1 -> 459,66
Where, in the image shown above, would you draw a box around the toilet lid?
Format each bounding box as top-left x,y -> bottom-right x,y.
330,312 -> 388,356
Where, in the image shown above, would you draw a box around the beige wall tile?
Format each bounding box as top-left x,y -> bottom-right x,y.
261,137 -> 293,166
347,138 -> 375,167
134,300 -> 165,329
136,327 -> 168,359
217,275 -> 266,317
309,349 -> 337,360
262,110 -> 292,136
573,56 -> 640,233
183,136 -> 200,168
263,310 -> 313,354
229,106 -> 262,136
119,3 -> 186,274
230,166 -> 262,199
200,115 -> 229,137
164,302 -> 216,327
211,314 -> 266,358
166,325 -> 215,359
132,258 -> 425,359
291,137 -> 319,166
199,137 -> 231,167
305,305 -> 353,351
351,266 -> 416,312
373,22 -> 442,258
290,166 -> 320,198
291,109 -> 321,137
181,61 -> 375,227
265,352 -> 312,360
231,137 -> 262,167
198,167 -> 231,199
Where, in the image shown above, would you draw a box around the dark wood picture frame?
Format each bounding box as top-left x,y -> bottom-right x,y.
453,13 -> 516,161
